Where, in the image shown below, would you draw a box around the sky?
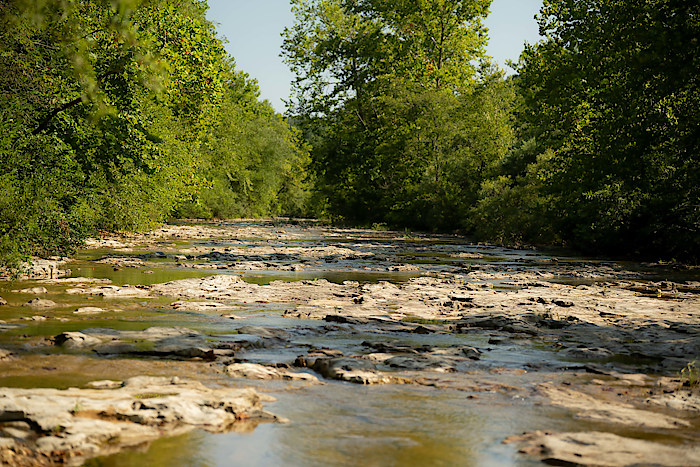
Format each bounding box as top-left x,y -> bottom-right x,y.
206,0 -> 543,113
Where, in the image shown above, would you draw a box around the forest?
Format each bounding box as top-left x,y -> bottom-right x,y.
1,0 -> 698,268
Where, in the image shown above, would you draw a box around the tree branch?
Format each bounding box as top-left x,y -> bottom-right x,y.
32,96 -> 83,135
31,64 -> 128,136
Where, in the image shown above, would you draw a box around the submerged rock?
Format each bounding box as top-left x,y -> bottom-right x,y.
453,315 -> 538,336
562,346 -> 614,360
237,326 -> 289,340
0,323 -> 25,332
144,342 -> 217,361
324,314 -> 369,325
52,327 -> 227,361
0,376 -> 280,465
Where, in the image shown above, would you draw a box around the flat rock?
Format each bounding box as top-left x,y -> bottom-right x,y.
38,277 -> 112,284
386,264 -> 420,272
552,299 -> 574,307
221,313 -> 243,320
0,376 -> 279,465
85,380 -> 123,389
170,300 -> 240,312
22,315 -> 48,321
562,347 -> 614,360
54,332 -> 103,349
538,383 -> 691,429
96,256 -> 145,267
66,285 -> 152,298
150,275 -> 248,299
308,357 -> 404,384
237,326 -> 289,340
505,430 -> 700,466
4,257 -> 70,280
646,391 -> 700,412
23,298 -> 56,309
384,355 -> 456,372
226,363 -> 319,382
0,297 -> 6,306
74,307 -> 105,315
13,286 -> 48,294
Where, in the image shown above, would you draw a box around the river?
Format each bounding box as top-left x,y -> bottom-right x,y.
1,219 -> 698,466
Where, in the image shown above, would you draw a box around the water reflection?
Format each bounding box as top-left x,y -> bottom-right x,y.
86,431 -> 211,467
128,384 -> 556,467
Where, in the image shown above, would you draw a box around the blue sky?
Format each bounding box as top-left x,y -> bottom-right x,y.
206,0 -> 543,112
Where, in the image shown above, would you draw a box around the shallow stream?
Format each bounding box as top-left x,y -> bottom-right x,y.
1,220 -> 698,466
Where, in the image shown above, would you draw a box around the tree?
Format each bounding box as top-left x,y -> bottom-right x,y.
0,0 -> 228,268
177,69 -> 312,219
516,0 -> 699,259
282,0 -> 504,228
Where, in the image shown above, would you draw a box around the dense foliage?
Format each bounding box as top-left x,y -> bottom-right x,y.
489,0 -> 699,260
282,0 -> 514,230
0,0 -> 309,268
176,70 -> 311,219
285,0 -> 699,261
2,0 -> 697,266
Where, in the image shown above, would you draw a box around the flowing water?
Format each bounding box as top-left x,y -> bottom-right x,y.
1,220 -> 698,466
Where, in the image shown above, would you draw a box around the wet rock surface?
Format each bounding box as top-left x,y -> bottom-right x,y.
23,298 -> 57,309
0,376 -> 279,465
537,382 -> 691,429
52,327 -> 239,361
226,363 -> 319,382
504,430 -> 700,466
0,257 -> 71,281
1,219 -> 698,465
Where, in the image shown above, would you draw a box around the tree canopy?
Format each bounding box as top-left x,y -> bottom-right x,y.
282,0 -> 514,229
1,0 -> 696,266
0,0 -> 310,268
510,0 -> 699,259
281,0 -> 698,261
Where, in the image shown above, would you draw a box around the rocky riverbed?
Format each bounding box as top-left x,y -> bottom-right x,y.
1,219 -> 698,466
